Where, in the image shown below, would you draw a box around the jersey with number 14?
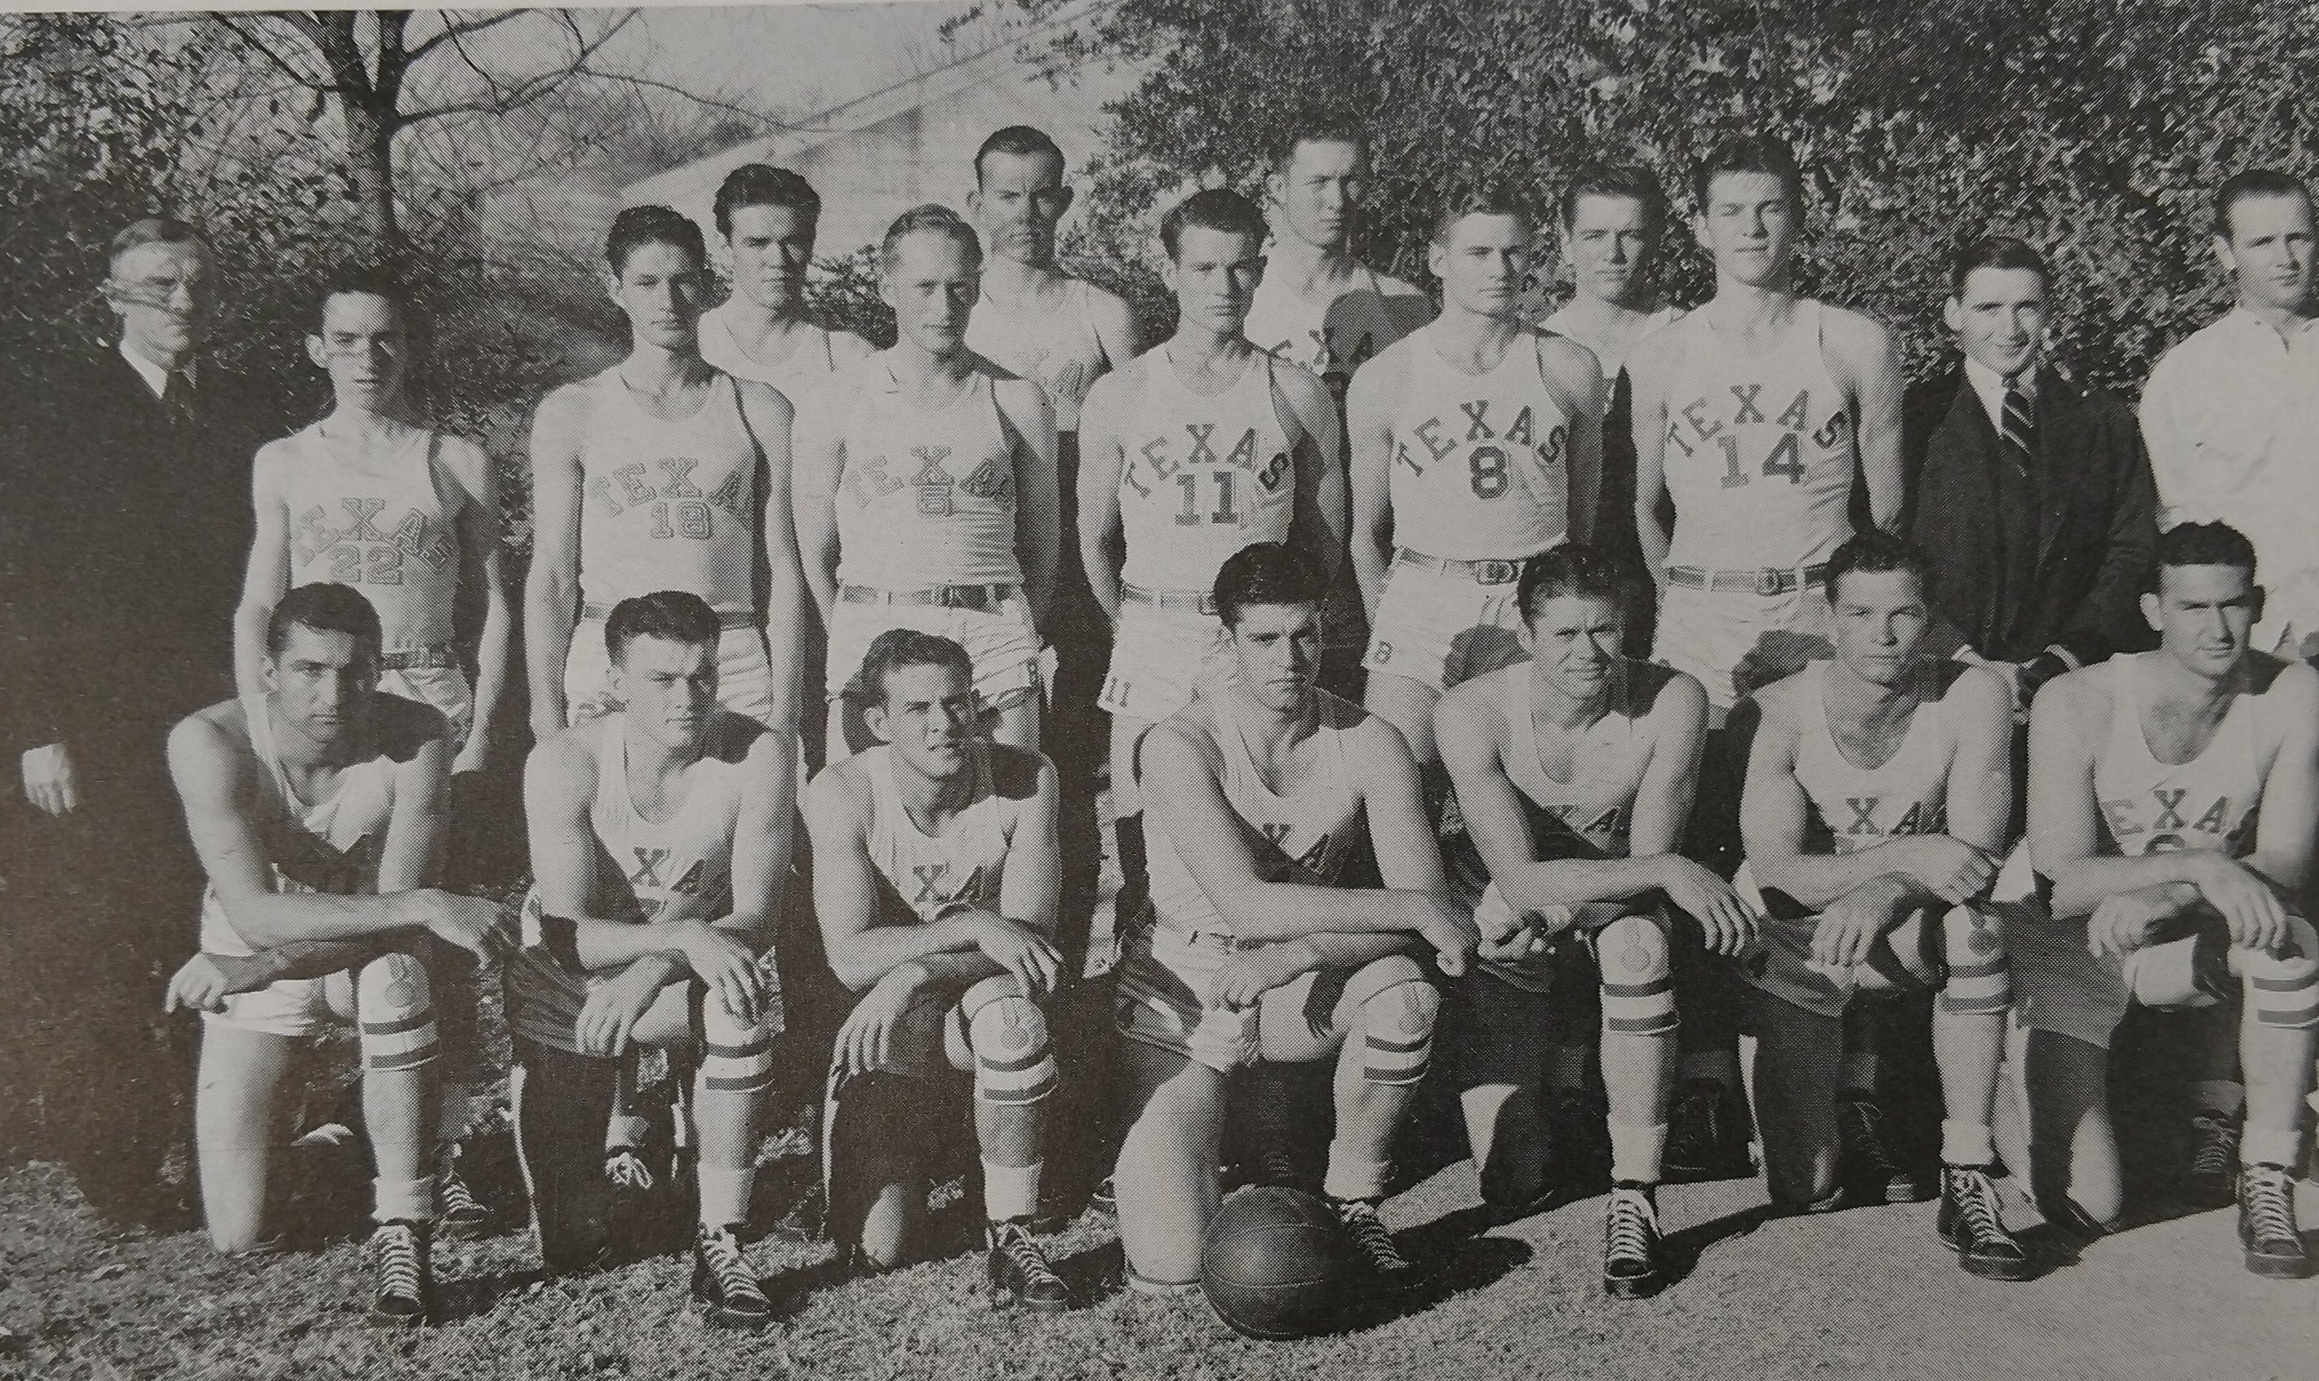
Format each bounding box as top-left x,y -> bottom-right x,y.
1119,346 -> 1301,592
1386,327 -> 1571,561
1661,299 -> 1857,571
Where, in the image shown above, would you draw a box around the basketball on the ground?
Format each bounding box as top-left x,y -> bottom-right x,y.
1199,1186 -> 1355,1339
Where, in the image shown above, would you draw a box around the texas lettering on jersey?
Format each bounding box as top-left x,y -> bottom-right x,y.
2098,787 -> 2255,855
294,498 -> 455,586
589,455 -> 751,540
1392,398 -> 1567,498
273,832 -> 382,897
1817,795 -> 1948,854
623,845 -> 728,920
1255,820 -> 1333,881
1124,422 -> 1292,522
847,444 -> 1015,516
1663,385 -> 1851,488
905,860 -> 994,916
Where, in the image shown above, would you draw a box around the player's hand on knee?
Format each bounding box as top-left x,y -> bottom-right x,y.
2190,855 -> 2290,955
163,953 -> 230,1014
1208,944 -> 1309,1011
1658,857 -> 1759,956
1897,836 -> 1998,904
967,915 -> 1063,999
672,920 -> 768,1027
21,741 -> 78,818
1812,893 -> 1891,970
2086,890 -> 2172,960
1414,895 -> 1481,978
412,890 -> 508,965
836,969 -> 919,1077
576,963 -> 664,1057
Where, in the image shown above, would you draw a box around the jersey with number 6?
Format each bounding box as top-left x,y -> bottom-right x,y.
1382,325 -> 1572,561
1659,299 -> 1857,570
273,423 -> 465,653
578,367 -> 763,616
1118,345 -> 1302,592
833,356 -> 1025,590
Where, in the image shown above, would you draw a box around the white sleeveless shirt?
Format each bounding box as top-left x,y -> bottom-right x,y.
966,277 -> 1108,434
577,368 -> 763,615
1118,345 -> 1300,593
275,423 -> 465,652
1792,662 -> 1952,854
833,356 -> 1024,589
859,742 -> 1026,922
1246,262 -> 1418,398
1385,327 -> 1572,560
2091,653 -> 2265,859
580,715 -> 743,925
698,301 -> 852,398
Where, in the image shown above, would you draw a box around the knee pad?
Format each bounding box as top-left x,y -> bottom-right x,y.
962,977 -> 1056,1106
1599,913 -> 1678,1037
2245,915 -> 2319,1033
699,987 -> 777,1095
1937,904 -> 2013,1016
356,952 -> 438,1072
1351,955 -> 1438,1087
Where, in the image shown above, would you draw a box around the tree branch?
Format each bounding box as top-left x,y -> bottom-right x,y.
402,9 -> 527,66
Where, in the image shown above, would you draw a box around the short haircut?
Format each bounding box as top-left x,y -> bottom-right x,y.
1516,543 -> 1626,624
1431,184 -> 1533,244
2154,520 -> 2258,587
713,164 -> 821,240
1270,111 -> 1369,176
314,264 -> 412,333
604,590 -> 719,664
1825,530 -> 1932,605
267,582 -> 382,659
974,125 -> 1066,185
1948,235 -> 2050,298
880,204 -> 982,275
1160,188 -> 1269,261
106,217 -> 208,276
851,628 -> 974,707
1691,133 -> 1806,215
1559,163 -> 1670,236
606,204 -> 706,276
1213,542 -> 1327,628
2212,168 -> 2315,240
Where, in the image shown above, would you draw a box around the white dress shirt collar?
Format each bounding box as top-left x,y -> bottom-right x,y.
117,340 -> 195,400
1962,355 -> 2034,435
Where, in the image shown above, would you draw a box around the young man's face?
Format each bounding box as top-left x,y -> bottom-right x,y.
1431,212 -> 1530,318
1696,171 -> 1798,287
608,241 -> 709,353
611,633 -> 719,752
1164,225 -> 1265,337
2144,563 -> 2259,680
308,291 -> 410,412
107,239 -> 215,367
1564,193 -> 1657,309
882,231 -> 980,356
1270,138 -> 1366,252
1519,592 -> 1624,698
726,202 -> 817,313
1828,568 -> 1930,688
1226,601 -> 1322,714
970,149 -> 1073,268
1944,266 -> 2048,380
2216,191 -> 2317,316
869,660 -> 978,780
266,623 -> 378,749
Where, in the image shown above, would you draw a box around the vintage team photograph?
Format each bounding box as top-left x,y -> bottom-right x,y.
0,0 -> 2313,1375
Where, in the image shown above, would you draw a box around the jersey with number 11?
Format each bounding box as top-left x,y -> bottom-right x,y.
1118,346 -> 1300,593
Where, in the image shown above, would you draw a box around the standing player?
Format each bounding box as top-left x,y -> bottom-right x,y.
1541,165 -> 1685,386
794,205 -> 1060,763
1735,534 -> 2030,1279
525,205 -> 806,738
1628,134 -> 1905,720
506,592 -> 794,1325
162,583 -> 501,1324
2014,522 -> 2319,1278
1351,188 -> 1604,786
1079,187 -> 1341,939
803,630 -> 1073,1308
1434,544 -> 1754,1297
1111,543 -> 1476,1294
697,165 -> 875,396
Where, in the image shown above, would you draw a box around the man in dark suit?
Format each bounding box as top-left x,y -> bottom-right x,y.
1905,236 -> 2158,716
3,218 -> 285,1226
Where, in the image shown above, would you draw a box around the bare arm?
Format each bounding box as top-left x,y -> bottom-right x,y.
727,722 -> 801,952
232,445 -> 294,706
443,438 -> 512,773
1089,285 -> 1146,370
1741,686 -> 1929,909
1001,378 -> 1062,628
1627,338 -> 1674,586
1835,312 -> 1906,533
1278,365 -> 1347,582
1541,338 -> 1605,544
803,765 -> 1001,991
1345,351 -> 1398,618
2028,672 -> 2207,919
1074,372 -> 1129,621
522,734 -> 677,977
1942,666 -> 2016,857
790,385 -> 846,630
738,381 -> 807,734
522,387 -> 586,740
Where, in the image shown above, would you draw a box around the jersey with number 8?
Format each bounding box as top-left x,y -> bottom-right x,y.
1659,299 -> 1857,571
1384,328 -> 1572,561
577,367 -> 762,616
1119,347 -> 1303,592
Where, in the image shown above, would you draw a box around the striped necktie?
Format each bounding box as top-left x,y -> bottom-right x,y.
2000,377 -> 2034,475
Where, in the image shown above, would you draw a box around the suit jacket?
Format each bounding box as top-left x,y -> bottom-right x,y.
1903,362 -> 2157,666
1,348 -> 284,762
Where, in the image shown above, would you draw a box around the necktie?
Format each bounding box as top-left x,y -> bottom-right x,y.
161,369 -> 197,429
2000,378 -> 2034,476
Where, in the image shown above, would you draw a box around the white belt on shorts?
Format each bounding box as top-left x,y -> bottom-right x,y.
839,583 -> 1018,612
1122,583 -> 1220,615
1394,547 -> 1524,586
379,641 -> 459,672
1664,562 -> 1829,596
580,601 -> 758,629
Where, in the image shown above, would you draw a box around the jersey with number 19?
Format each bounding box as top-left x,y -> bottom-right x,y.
577,367 -> 763,616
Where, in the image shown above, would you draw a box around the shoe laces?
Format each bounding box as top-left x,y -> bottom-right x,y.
699,1225 -> 768,1304
370,1222 -> 425,1305
1946,1166 -> 2009,1243
1253,1128 -> 1300,1188
2241,1165 -> 2299,1245
1334,1198 -> 1412,1272
1838,1099 -> 1900,1179
606,1147 -> 655,1192
2190,1111 -> 2241,1180
436,1148 -> 485,1221
1604,1187 -> 1660,1265
993,1220 -> 1064,1288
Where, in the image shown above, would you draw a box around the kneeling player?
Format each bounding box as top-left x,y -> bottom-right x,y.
2016,522 -> 2319,1278
1737,533 -> 2029,1279
802,630 -> 1072,1309
164,583 -> 501,1324
1111,543 -> 1478,1293
507,592 -> 795,1326
1436,544 -> 1754,1296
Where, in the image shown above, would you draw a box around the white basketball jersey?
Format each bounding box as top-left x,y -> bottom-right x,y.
1118,345 -> 1300,592
834,356 -> 1024,589
698,301 -> 847,396
1147,692 -> 1364,938
1660,300 -> 1858,570
580,715 -> 743,925
1245,263 -> 1417,397
577,368 -> 762,615
1385,327 -> 1572,560
860,742 -> 1025,922
1792,662 -> 1951,854
1540,304 -> 1684,379
275,423 -> 463,652
199,701 -> 398,956
2091,653 -> 2264,859
965,278 -> 1108,434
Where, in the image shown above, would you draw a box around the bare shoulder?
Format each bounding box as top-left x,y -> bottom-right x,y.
531,377 -> 595,430
1147,701 -> 1227,775
829,329 -> 876,366
1269,352 -> 1335,414
1817,302 -> 1897,362
1080,360 -> 1138,418
803,751 -> 874,823
2250,653 -> 2319,718
1933,658 -> 2010,711
1536,331 -> 1605,390
1330,692 -> 1416,767
1635,661 -> 1710,732
732,375 -> 797,427
527,721 -> 602,796
2034,660 -> 2112,740
171,699 -> 254,766
1346,332 -> 1413,400
1747,667 -> 1812,735
986,742 -> 1053,802
1621,320 -> 1683,386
